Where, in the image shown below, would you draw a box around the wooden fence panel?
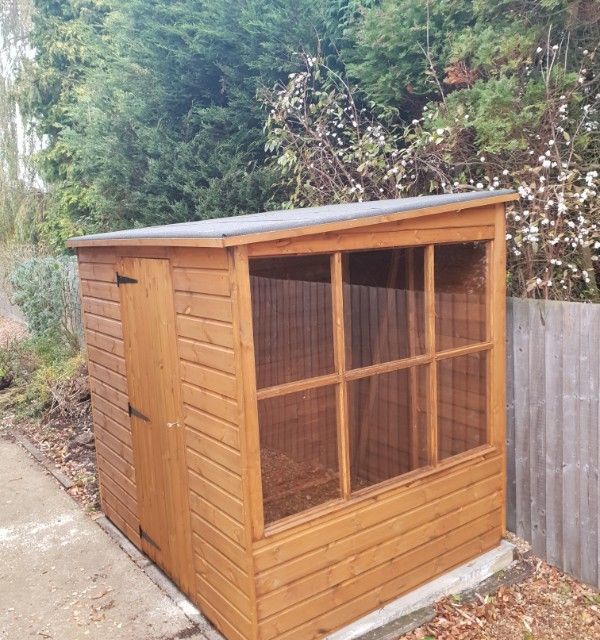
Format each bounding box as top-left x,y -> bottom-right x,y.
506,297 -> 600,587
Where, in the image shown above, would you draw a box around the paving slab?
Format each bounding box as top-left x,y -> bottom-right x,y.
0,437 -> 206,640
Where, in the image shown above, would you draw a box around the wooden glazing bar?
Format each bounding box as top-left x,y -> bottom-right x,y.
344,353 -> 432,381
434,341 -> 493,362
332,252 -> 351,498
425,244 -> 438,467
256,372 -> 341,400
406,249 -> 419,469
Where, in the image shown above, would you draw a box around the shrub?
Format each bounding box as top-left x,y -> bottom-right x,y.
264,40 -> 599,301
9,255 -> 83,350
0,338 -> 32,390
19,347 -> 88,419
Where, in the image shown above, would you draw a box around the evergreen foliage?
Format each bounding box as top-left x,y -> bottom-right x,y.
20,0 -> 329,246
10,254 -> 82,348
8,0 -> 600,299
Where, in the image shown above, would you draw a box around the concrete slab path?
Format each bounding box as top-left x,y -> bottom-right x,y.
0,437 -> 206,640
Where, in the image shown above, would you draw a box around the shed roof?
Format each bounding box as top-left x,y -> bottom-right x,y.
67,190 -> 516,248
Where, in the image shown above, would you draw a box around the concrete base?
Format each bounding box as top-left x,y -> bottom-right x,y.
326,540 -> 516,640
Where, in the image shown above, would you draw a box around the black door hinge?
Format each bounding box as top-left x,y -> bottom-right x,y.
128,403 -> 149,422
116,272 -> 138,286
139,526 -> 161,550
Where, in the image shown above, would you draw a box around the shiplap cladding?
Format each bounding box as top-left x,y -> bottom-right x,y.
78,248 -> 141,547
171,247 -> 255,640
252,452 -> 502,639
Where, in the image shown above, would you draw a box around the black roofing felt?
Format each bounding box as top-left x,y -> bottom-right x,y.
69,190 -> 514,243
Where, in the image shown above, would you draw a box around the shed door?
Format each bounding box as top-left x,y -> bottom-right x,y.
118,257 -> 194,596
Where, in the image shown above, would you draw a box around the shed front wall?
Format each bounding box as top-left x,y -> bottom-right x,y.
238,203 -> 506,639
78,245 -> 256,640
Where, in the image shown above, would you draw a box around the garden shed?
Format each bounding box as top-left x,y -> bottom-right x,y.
68,189 -> 517,640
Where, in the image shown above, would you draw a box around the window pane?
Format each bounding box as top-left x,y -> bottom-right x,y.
250,255 -> 334,388
344,247 -> 425,369
258,385 -> 340,524
348,366 -> 429,491
435,242 -> 487,351
437,352 -> 487,460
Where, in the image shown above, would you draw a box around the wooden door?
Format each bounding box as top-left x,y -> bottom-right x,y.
118,257 -> 194,596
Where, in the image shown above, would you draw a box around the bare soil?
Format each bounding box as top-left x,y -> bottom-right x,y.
261,448 -> 340,522
260,448 -> 372,523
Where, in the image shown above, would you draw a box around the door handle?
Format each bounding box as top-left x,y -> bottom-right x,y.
166,421 -> 180,429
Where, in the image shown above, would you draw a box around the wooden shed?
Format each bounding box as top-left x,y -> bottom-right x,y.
68,190 -> 517,640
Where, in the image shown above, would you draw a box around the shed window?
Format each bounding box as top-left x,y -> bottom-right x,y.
348,366 -> 429,490
258,386 -> 340,524
438,352 -> 487,460
250,241 -> 492,528
344,248 -> 425,368
435,242 -> 487,350
250,255 -> 334,388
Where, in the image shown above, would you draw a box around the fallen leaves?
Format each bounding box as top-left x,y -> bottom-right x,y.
402,553 -> 600,640
17,407 -> 100,514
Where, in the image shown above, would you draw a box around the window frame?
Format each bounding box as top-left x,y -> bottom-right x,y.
247,239 -> 497,537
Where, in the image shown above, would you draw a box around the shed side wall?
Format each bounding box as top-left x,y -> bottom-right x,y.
171,247 -> 256,640
79,246 -> 256,640
77,248 -> 141,547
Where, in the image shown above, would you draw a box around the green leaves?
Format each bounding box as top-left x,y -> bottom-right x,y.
20,0 -> 331,244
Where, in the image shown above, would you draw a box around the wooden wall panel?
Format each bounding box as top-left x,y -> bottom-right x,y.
507,297 -> 600,588
248,206 -> 496,257
77,249 -> 141,548
253,453 -> 502,640
80,245 -> 256,640
171,247 -> 255,640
